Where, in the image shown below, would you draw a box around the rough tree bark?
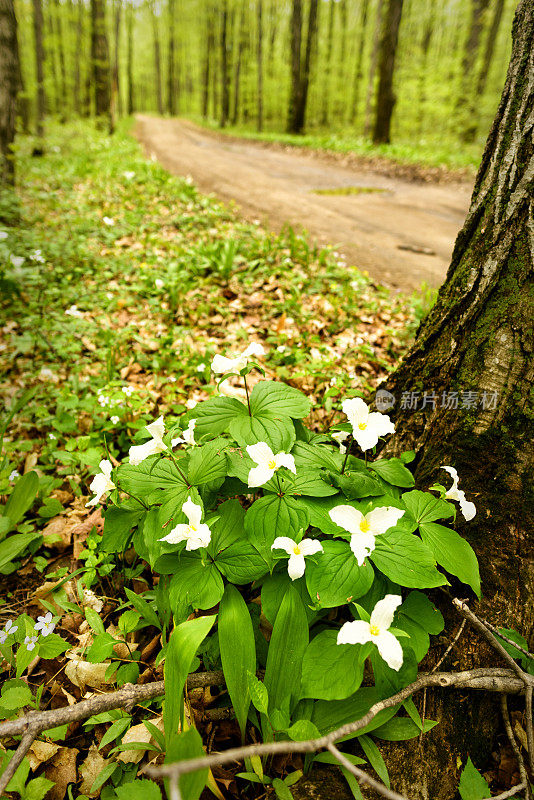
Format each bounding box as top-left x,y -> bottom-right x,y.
455,0 -> 491,143
372,0 -> 403,144
287,0 -> 319,135
320,0 -> 335,126
363,0 -> 383,137
0,0 -> 19,185
379,2 -> 534,796
32,0 -> 46,137
90,0 -> 111,124
350,0 -> 369,124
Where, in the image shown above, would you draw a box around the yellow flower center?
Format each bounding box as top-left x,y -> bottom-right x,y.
358,422 -> 367,430
268,459 -> 277,470
369,625 -> 380,636
293,545 -> 301,555
359,519 -> 371,533
189,524 -> 197,532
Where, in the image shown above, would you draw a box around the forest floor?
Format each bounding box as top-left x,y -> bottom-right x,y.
135,116 -> 473,291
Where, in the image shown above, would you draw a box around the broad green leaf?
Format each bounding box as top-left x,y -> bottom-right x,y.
272,777 -> 294,800
85,607 -> 105,635
98,717 -> 132,750
358,735 -> 391,788
261,572 -> 315,625
3,471 -> 39,532
285,720 -> 321,740
125,587 -> 161,630
371,646 -> 418,698
247,670 -> 269,715
89,761 -> 119,794
114,780 -> 162,800
102,506 -> 145,553
458,757 -> 491,800
306,540 -> 374,608
117,458 -> 189,499
0,532 -> 38,571
370,458 -> 415,488
229,413 -> 295,453
169,554 -> 224,611
311,687 -> 398,738
330,470 -> 384,499
164,615 -> 216,740
0,685 -> 33,710
244,494 -> 309,566
218,585 -> 256,739
250,381 -> 310,419
399,590 -> 444,634
402,490 -> 454,525
371,529 -> 447,589
371,716 -> 438,741
395,615 -> 430,662
208,499 -> 245,555
194,396 -> 247,437
215,540 -> 269,583
280,469 -> 338,498
419,522 -> 480,597
38,634 -> 69,659
295,494 -> 356,535
87,633 -> 116,663
292,442 -> 343,472
300,630 -> 364,700
187,438 -> 228,485
264,585 -> 308,715
23,776 -> 56,800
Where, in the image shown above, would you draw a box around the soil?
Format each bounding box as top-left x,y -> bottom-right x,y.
134,115 -> 473,291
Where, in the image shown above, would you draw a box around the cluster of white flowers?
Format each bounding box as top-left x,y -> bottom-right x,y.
110,415 -> 120,425
160,496 -> 211,550
122,385 -> 135,397
0,613 -> 56,652
30,249 -> 45,263
9,254 -> 24,268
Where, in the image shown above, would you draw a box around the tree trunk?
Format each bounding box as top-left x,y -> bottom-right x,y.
0,0 -> 19,185
416,0 -> 436,136
231,0 -> 246,125
149,0 -> 163,115
219,0 -> 230,128
380,3 -> 534,795
320,0 -> 335,126
90,0 -> 111,124
73,0 -> 83,114
363,0 -> 383,137
167,0 -> 176,115
455,0 -> 491,143
256,0 -> 263,131
53,0 -> 67,120
32,0 -> 46,137
112,0 -> 121,119
286,0 -> 302,134
350,0 -> 369,123
372,0 -> 403,144
476,0 -> 506,99
47,1 -> 60,114
294,0 -> 319,134
202,2 -> 213,119
126,1 -> 134,114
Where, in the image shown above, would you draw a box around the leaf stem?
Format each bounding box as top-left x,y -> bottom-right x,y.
243,373 -> 252,416
340,436 -> 352,475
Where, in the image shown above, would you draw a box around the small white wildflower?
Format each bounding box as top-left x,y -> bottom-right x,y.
160,496 -> 211,550
0,231 -> 8,240
338,595 -> 404,671
332,430 -> 350,454
276,345 -> 286,353
155,278 -> 164,289
34,612 -> 55,637
342,397 -> 395,452
122,385 -> 135,397
30,249 -> 45,263
172,419 -> 196,448
65,304 -> 84,318
110,415 -> 120,424
9,470 -> 20,481
9,254 -> 24,268
246,442 -> 296,487
271,536 -> 323,580
329,505 -> 405,565
48,433 -> 56,440
211,342 -> 265,375
441,466 -> 476,521
0,619 -> 18,644
123,171 -> 136,180
129,416 -> 167,465
86,459 -> 115,507
102,216 -> 115,226
24,635 -> 38,651
196,363 -> 206,372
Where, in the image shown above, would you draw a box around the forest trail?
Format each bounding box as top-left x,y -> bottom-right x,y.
135,115 -> 472,291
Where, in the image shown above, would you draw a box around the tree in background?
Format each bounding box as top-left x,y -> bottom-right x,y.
372,0 -> 403,143
0,0 -> 19,185
286,0 -> 319,135
350,0 -> 369,124
126,0 -> 134,114
219,0 -> 230,127
256,0 -> 263,131
382,2 -> 533,794
455,0 -> 491,143
148,0 -> 163,116
167,0 -> 178,115
32,0 -> 46,139
90,0 -> 111,125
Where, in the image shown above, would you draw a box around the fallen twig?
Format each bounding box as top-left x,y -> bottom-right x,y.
500,695 -> 531,800
327,741 -> 410,800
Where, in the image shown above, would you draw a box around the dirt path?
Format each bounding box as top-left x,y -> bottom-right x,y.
135,115 -> 473,291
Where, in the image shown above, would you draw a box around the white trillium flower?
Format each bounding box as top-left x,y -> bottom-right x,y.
337,594 -> 404,671
0,619 -> 18,644
211,342 -> 265,374
86,459 -> 115,507
342,397 -> 395,452
102,216 -> 115,226
34,612 -> 55,637
441,466 -> 476,521
24,635 -> 38,651
271,536 -> 323,580
329,505 -> 405,565
246,442 -> 296,487
159,496 -> 211,550
332,430 -> 350,454
172,419 -> 196,448
129,416 -> 168,465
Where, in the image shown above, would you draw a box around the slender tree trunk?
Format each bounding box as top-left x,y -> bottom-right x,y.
0,0 -> 19,185
112,0 -> 121,118
149,1 -> 163,115
231,0 -> 246,125
219,0 -> 230,127
380,4 -> 534,795
416,0 -> 436,136
286,0 -> 302,134
126,1 -> 134,114
73,0 -> 83,114
455,0 -> 491,143
337,0 -> 348,119
476,0 -> 506,99
350,0 -> 369,123
46,1 -> 60,113
201,6 -> 213,119
364,0 -> 383,137
256,0 -> 263,131
90,0 -> 111,125
372,0 -> 404,144
267,0 -> 277,74
53,0 -> 67,120
167,0 -> 176,115
294,0 -> 319,134
32,0 -> 46,137
320,0 -> 335,126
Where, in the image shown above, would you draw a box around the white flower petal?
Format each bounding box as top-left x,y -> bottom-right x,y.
185,524 -> 212,550
243,342 -> 265,359
353,425 -> 380,452
287,552 -> 306,580
367,411 -> 395,438
349,532 -> 376,565
274,452 -> 296,474
337,620 -> 372,646
211,354 -> 237,374
370,594 -> 402,631
459,496 -> 477,521
366,506 -> 405,536
298,539 -> 323,556
329,505 -> 365,535
146,415 -> 165,441
160,523 -> 190,544
342,398 -> 369,427
272,536 -> 297,554
182,496 -> 202,527
99,459 -> 113,478
129,439 -> 160,466
375,629 -> 404,671
248,464 -> 275,487
246,442 -> 275,466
